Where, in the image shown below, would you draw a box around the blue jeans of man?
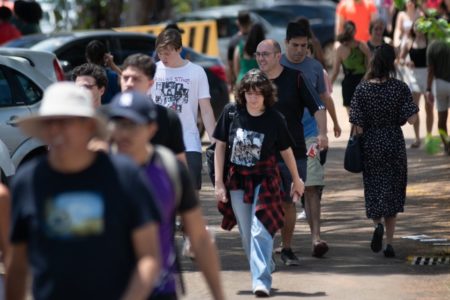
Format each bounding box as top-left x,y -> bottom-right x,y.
230,185 -> 273,291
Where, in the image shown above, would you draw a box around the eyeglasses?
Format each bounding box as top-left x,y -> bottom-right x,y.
254,52 -> 276,58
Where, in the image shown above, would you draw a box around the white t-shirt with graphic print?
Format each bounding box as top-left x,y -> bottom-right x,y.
151,61 -> 210,153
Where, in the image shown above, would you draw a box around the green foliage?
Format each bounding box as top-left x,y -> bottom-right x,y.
394,0 -> 406,10
173,0 -> 240,13
416,12 -> 450,44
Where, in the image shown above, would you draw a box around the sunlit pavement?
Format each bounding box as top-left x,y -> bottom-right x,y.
187,81 -> 450,299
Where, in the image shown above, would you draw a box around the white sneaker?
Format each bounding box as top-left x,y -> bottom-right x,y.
254,285 -> 270,297
297,210 -> 307,220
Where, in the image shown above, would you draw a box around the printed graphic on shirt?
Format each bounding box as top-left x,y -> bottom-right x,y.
153,79 -> 190,113
45,191 -> 104,238
230,128 -> 264,167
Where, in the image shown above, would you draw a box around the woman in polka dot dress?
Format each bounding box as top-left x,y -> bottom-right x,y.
350,44 -> 419,258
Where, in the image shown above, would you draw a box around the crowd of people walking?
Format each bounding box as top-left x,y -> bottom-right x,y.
0,0 -> 449,299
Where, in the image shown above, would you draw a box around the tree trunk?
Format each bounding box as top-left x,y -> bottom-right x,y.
124,0 -> 171,25
104,0 -> 123,28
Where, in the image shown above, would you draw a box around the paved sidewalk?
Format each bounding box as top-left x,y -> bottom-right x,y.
180,86 -> 450,299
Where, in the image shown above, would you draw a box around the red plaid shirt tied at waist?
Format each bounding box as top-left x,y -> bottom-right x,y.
217,155 -> 284,236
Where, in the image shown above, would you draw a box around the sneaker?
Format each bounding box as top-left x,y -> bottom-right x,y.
383,244 -> 396,258
280,248 -> 300,266
274,242 -> 283,254
254,286 -> 270,297
370,223 -> 384,253
297,210 -> 307,220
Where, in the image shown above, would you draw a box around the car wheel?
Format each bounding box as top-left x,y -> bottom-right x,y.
323,42 -> 335,72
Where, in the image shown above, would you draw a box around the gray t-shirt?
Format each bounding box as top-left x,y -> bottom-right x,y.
280,55 -> 326,95
427,40 -> 450,82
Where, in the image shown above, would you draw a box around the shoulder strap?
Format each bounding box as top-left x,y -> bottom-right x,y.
154,145 -> 182,209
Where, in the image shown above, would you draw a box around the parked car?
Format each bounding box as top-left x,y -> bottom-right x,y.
263,0 -> 337,68
0,138 -> 15,184
4,31 -> 229,134
0,49 -> 62,168
176,5 -> 286,65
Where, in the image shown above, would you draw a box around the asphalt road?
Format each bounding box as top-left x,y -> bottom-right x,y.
179,83 -> 450,299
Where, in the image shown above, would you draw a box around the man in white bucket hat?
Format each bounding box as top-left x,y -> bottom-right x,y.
6,82 -> 162,300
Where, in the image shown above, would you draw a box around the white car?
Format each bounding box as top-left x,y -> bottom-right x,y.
0,138 -> 15,184
0,48 -> 63,168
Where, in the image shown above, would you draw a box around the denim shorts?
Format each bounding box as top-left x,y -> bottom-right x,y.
278,158 -> 307,203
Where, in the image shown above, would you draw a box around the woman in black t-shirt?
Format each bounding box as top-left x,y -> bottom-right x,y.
213,69 -> 304,297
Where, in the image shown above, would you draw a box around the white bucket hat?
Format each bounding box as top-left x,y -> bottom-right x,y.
17,82 -> 106,138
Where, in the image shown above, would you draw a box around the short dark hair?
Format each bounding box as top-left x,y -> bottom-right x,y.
235,69 -> 277,108
364,44 -> 396,80
85,40 -> 108,65
156,28 -> 182,51
72,63 -> 108,88
237,10 -> 251,27
295,17 -> 313,39
122,54 -> 156,80
0,6 -> 12,21
286,22 -> 308,41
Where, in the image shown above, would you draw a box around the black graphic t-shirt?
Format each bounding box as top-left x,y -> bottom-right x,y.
213,104 -> 294,167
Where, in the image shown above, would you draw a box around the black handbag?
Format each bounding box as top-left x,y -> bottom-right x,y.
344,125 -> 363,173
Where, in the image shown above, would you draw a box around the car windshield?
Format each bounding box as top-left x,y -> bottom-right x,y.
4,36 -> 74,52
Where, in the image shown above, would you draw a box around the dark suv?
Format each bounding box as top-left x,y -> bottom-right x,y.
4,30 -> 230,129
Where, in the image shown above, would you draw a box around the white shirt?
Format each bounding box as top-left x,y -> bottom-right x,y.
151,61 -> 210,152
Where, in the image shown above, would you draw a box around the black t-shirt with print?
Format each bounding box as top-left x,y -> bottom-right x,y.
213,104 -> 293,167
272,67 -> 323,159
10,152 -> 160,300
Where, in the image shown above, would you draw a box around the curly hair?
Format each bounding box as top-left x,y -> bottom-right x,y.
72,63 -> 108,89
235,69 -> 277,108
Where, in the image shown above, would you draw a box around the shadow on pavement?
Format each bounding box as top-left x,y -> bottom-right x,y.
180,142 -> 450,278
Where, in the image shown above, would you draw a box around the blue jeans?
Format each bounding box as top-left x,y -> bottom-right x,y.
230,185 -> 273,291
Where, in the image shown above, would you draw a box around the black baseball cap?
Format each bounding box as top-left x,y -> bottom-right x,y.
107,91 -> 157,124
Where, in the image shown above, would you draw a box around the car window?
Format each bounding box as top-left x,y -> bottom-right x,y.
0,66 -> 42,107
253,10 -> 296,28
0,69 -> 13,106
275,5 -> 321,20
118,37 -> 155,64
58,38 -> 111,71
16,72 -> 42,105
